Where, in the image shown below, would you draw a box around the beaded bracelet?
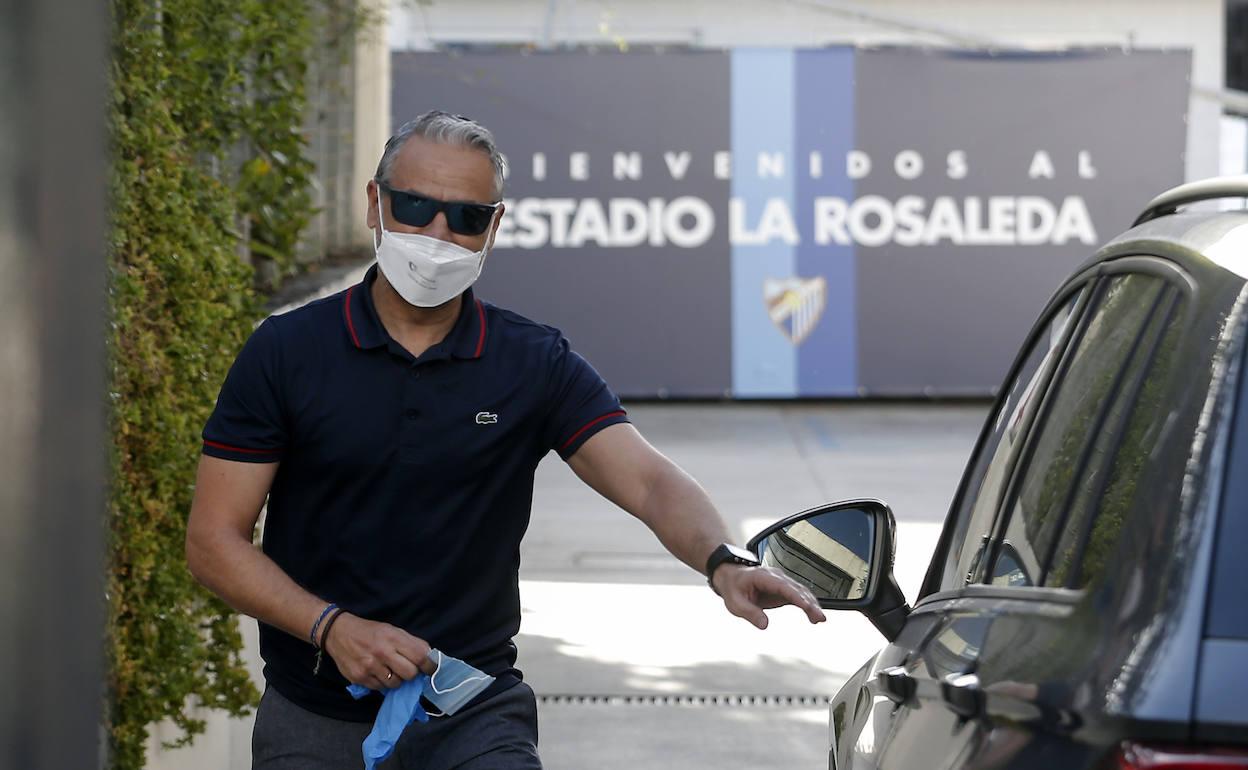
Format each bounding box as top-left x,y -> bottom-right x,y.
309,602 -> 339,649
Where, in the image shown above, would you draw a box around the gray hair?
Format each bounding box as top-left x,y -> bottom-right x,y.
374,110 -> 507,199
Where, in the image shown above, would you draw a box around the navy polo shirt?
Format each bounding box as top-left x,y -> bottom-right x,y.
202,264 -> 630,721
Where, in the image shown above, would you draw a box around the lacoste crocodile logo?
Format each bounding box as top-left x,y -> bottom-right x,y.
476,412 -> 499,425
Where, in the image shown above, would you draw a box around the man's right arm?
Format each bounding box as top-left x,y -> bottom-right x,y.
185,455 -> 435,688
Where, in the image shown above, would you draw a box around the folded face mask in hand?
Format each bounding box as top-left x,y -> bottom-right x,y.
423,649 -> 496,717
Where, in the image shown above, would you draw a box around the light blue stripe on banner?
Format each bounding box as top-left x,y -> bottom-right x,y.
795,48 -> 857,395
731,48 -> 797,398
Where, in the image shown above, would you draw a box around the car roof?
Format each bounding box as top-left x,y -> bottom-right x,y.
1084,173 -> 1248,283
1096,209 -> 1248,280
1050,207 -> 1248,356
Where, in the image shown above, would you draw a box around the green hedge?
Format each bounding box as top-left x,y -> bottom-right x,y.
107,2 -> 366,767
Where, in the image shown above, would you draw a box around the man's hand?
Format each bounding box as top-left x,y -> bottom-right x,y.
712,565 -> 827,629
323,613 -> 438,689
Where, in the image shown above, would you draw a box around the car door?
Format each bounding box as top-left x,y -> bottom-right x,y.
961,260 -> 1197,769
834,282 -> 1093,770
882,267 -> 1184,770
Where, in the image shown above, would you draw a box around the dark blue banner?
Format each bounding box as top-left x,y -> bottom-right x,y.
392,48 -> 1190,397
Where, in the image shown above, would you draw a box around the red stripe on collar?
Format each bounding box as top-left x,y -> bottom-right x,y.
473,299 -> 487,358
344,286 -> 362,348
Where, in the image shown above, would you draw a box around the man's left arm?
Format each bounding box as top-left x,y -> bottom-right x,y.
567,423 -> 826,629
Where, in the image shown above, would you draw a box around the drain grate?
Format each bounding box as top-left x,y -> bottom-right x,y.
536,694 -> 831,707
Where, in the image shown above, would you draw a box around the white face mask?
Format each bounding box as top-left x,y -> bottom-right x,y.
374,201 -> 498,308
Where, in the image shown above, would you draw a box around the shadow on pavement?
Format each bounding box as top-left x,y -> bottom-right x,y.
516,627 -> 840,770
517,624 -> 853,697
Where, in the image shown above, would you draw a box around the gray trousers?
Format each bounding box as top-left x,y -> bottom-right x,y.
252,683 -> 542,770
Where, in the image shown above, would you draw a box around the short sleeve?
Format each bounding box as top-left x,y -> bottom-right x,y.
542,336 -> 630,460
202,318 -> 287,463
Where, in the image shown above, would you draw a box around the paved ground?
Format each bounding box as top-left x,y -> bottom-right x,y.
516,401 -> 988,770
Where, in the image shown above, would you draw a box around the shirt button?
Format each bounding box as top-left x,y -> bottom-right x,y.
405,409 -> 420,420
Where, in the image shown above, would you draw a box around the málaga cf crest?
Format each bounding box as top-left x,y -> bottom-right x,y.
764,277 -> 827,345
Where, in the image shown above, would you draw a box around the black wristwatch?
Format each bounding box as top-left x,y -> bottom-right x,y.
705,543 -> 761,594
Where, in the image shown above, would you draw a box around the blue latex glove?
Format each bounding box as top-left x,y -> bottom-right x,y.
346,675 -> 430,770
343,649 -> 494,769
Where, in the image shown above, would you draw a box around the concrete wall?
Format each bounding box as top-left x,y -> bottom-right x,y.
2,2 -> 109,768
299,0 -> 393,268
390,0 -> 1225,182
353,0 -> 392,245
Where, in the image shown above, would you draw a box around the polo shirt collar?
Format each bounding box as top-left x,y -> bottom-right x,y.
343,264 -> 488,360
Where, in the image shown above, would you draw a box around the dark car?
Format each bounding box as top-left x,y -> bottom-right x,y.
748,177 -> 1248,770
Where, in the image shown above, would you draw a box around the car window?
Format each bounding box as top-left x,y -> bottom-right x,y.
939,288 -> 1086,592
987,275 -> 1167,588
1208,314 -> 1248,638
1048,294 -> 1184,589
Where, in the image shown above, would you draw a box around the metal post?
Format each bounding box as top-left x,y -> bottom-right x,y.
541,0 -> 559,49
0,0 -> 108,767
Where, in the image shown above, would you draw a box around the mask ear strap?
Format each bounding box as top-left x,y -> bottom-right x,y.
477,208 -> 501,264
428,649 -> 443,690
427,650 -> 491,695
374,185 -> 390,250
422,673 -> 449,719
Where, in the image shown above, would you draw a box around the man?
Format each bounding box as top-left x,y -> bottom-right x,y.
186,111 -> 825,770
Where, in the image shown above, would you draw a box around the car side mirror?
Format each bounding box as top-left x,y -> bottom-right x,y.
747,499 -> 910,641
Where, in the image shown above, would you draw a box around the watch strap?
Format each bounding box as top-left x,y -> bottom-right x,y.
705,543 -> 761,595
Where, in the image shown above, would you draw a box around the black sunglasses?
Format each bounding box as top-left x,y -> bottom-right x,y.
379,183 -> 501,236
